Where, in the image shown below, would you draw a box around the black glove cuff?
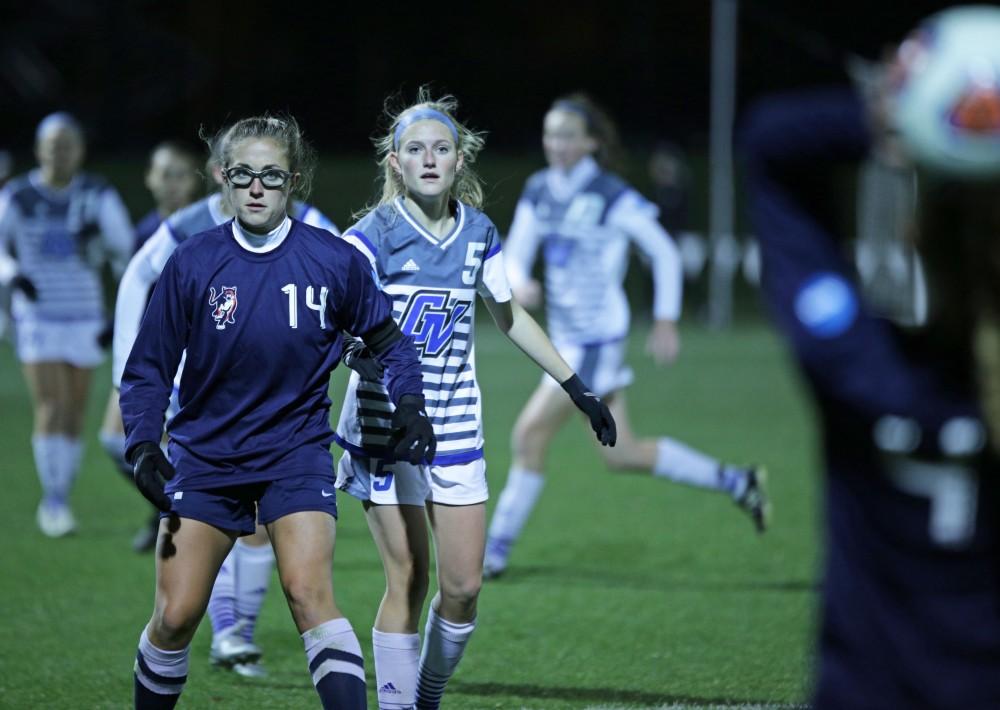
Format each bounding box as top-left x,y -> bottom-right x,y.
128,441 -> 160,466
398,393 -> 427,411
560,374 -> 590,401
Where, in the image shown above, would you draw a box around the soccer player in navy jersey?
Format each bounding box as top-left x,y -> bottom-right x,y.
0,112 -> 134,537
483,94 -> 769,579
120,115 -> 433,710
335,90 -> 616,710
739,8 -> 1000,707
110,141 -> 342,679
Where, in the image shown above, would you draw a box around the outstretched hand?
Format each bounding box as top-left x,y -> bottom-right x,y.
561,374 -> 617,446
389,394 -> 437,464
130,442 -> 176,512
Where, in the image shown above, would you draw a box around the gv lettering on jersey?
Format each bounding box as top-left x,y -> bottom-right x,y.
398,289 -> 471,358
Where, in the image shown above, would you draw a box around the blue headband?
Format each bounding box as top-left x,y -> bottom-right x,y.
36,112 -> 82,142
393,108 -> 459,150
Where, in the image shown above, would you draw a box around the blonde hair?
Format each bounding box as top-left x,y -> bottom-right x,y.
202,114 -> 317,202
357,88 -> 486,219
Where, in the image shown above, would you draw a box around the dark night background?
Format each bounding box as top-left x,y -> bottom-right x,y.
0,1 -> 960,154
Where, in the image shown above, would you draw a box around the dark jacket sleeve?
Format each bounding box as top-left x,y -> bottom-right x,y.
739,87 -> 980,446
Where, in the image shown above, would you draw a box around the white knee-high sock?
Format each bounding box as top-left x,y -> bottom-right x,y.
57,435 -> 83,499
654,437 -> 749,499
208,548 -> 237,635
302,618 -> 366,709
234,539 -> 274,642
134,626 -> 189,709
485,467 -> 545,560
373,628 -> 420,709
31,435 -> 60,504
415,607 -> 476,709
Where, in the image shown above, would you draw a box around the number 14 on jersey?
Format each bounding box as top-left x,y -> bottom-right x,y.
280,283 -> 329,329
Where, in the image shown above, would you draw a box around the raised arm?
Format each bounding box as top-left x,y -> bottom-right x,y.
739,87 -> 980,443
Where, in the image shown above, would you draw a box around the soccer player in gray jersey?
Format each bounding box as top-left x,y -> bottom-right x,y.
111,154 -> 340,678
0,112 -> 134,537
483,94 -> 771,579
335,91 -> 616,710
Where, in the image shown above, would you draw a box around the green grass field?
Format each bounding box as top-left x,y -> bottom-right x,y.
0,320 -> 820,709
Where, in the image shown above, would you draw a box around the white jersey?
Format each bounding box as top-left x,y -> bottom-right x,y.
503,155 -> 682,345
111,192 -> 339,386
335,199 -> 511,466
0,170 -> 134,321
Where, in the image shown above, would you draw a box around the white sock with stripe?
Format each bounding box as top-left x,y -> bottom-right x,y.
302,618 -> 366,709
234,539 -> 274,642
134,626 -> 188,708
415,607 -> 475,709
484,467 -> 545,566
373,628 -> 420,709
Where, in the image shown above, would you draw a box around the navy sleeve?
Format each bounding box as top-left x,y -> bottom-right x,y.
120,252 -> 191,457
334,247 -> 424,404
739,87 -> 980,445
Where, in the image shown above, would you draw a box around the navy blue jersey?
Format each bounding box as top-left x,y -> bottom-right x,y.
133,208 -> 162,253
741,87 -> 1000,709
120,218 -> 423,491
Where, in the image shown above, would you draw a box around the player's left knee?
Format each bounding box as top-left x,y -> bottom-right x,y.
280,573 -> 332,618
440,576 -> 481,609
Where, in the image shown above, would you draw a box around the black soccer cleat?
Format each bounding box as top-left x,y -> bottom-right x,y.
736,466 -> 772,533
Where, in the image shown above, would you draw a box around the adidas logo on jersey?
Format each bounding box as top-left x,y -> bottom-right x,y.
402,258 -> 421,272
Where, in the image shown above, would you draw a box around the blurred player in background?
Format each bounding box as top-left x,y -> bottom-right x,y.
335,90 -> 616,710
740,6 -> 1000,707
483,93 -> 769,579
99,139 -> 203,553
121,114 -> 432,710
112,133 -> 339,678
0,112 -> 134,537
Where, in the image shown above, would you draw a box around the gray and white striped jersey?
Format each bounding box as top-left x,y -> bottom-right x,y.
0,170 -> 134,321
504,155 -> 681,345
335,199 -> 511,466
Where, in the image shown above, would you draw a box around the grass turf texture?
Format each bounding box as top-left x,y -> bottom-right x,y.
0,320 -> 819,709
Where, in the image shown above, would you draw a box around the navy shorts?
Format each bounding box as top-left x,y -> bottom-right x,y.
162,473 -> 339,535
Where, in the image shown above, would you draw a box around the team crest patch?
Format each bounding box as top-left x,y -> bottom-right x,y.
209,285 -> 238,330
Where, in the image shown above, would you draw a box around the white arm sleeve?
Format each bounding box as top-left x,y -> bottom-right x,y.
111,225 -> 177,386
503,199 -> 543,290
98,188 -> 136,277
608,190 -> 683,321
0,189 -> 20,285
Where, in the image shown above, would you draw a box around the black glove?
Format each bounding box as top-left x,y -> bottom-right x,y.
342,341 -> 385,381
561,374 -> 617,446
96,319 -> 114,350
388,394 -> 436,465
10,274 -> 38,301
130,441 -> 176,512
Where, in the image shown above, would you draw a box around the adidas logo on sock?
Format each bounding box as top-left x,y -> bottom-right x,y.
402,258 -> 421,272
379,682 -> 401,695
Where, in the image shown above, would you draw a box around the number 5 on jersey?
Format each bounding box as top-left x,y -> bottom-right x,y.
280,283 -> 329,329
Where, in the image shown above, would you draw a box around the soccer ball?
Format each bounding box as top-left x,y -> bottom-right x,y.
892,5 -> 1000,178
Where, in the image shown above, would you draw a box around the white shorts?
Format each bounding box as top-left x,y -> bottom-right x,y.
14,317 -> 105,368
542,338 -> 634,397
336,450 -> 489,506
